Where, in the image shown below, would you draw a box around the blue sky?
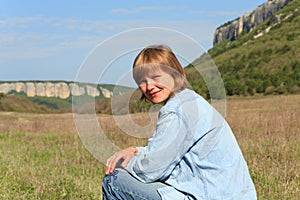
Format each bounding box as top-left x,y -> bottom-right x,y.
0,0 -> 266,85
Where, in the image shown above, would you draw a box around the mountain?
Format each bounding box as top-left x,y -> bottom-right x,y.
0,81 -> 117,99
187,0 -> 300,97
0,81 -> 132,113
213,0 -> 292,45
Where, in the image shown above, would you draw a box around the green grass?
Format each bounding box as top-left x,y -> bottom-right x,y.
0,95 -> 299,199
0,131 -> 104,199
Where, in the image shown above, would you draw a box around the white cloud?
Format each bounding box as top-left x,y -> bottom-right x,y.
0,17 -> 43,29
0,34 -> 101,62
0,16 -> 216,63
111,6 -> 166,15
0,16 -> 218,84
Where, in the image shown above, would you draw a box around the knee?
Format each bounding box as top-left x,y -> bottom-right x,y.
102,175 -> 110,188
102,172 -> 115,198
102,169 -> 126,199
102,169 -> 125,191
102,170 -> 118,189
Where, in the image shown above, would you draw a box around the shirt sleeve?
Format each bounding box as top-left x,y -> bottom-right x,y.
125,106 -> 195,183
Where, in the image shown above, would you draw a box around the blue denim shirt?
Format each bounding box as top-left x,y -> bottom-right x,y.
125,89 -> 256,200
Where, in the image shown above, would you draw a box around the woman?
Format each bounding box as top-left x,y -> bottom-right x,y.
102,45 -> 257,200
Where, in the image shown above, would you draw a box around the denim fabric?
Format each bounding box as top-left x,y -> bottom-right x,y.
102,168 -> 166,200
125,89 -> 257,200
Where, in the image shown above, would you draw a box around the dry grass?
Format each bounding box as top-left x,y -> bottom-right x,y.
226,95 -> 300,199
0,94 -> 299,199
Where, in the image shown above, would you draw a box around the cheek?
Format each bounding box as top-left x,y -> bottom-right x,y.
161,79 -> 175,90
139,87 -> 146,93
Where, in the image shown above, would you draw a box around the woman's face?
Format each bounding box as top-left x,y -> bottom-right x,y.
138,69 -> 175,104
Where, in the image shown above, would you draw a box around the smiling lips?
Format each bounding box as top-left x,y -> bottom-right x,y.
149,89 -> 161,97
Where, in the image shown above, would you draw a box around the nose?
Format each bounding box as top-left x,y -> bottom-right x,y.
146,81 -> 155,91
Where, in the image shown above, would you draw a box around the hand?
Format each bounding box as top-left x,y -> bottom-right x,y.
105,147 -> 137,175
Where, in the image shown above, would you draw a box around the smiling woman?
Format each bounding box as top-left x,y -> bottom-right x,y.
132,45 -> 189,104
135,68 -> 175,104
102,45 -> 257,200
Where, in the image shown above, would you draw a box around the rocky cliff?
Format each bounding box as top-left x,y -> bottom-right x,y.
0,81 -> 113,99
213,0 -> 293,45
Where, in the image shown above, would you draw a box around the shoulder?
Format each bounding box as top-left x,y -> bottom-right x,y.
161,89 -> 218,118
169,89 -> 206,108
160,89 -> 201,114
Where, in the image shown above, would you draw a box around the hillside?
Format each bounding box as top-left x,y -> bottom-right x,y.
188,0 -> 300,97
213,0 -> 292,45
0,93 -> 53,113
0,82 -> 132,113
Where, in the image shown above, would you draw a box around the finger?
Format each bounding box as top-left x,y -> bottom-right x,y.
105,165 -> 110,175
105,164 -> 112,175
106,164 -> 115,175
106,156 -> 119,174
105,156 -> 114,174
106,167 -> 113,175
120,157 -> 130,168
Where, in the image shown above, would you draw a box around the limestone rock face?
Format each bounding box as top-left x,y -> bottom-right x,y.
0,83 -> 15,94
0,81 -> 115,99
100,87 -> 113,98
86,85 -> 100,97
213,0 -> 292,45
26,82 -> 36,97
36,83 -> 46,96
69,83 -> 85,96
56,82 -> 70,99
15,82 -> 26,93
45,82 -> 56,97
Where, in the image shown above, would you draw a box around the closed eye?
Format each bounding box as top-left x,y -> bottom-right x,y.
151,75 -> 161,80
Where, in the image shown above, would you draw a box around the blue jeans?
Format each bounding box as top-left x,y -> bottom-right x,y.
102,168 -> 167,200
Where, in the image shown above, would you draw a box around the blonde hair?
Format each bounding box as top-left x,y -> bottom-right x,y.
133,45 -> 189,94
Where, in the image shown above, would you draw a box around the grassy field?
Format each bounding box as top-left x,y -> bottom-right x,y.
0,94 -> 299,199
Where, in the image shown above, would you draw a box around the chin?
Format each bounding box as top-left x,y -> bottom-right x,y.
150,100 -> 160,104
152,98 -> 167,104
149,98 -> 161,104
